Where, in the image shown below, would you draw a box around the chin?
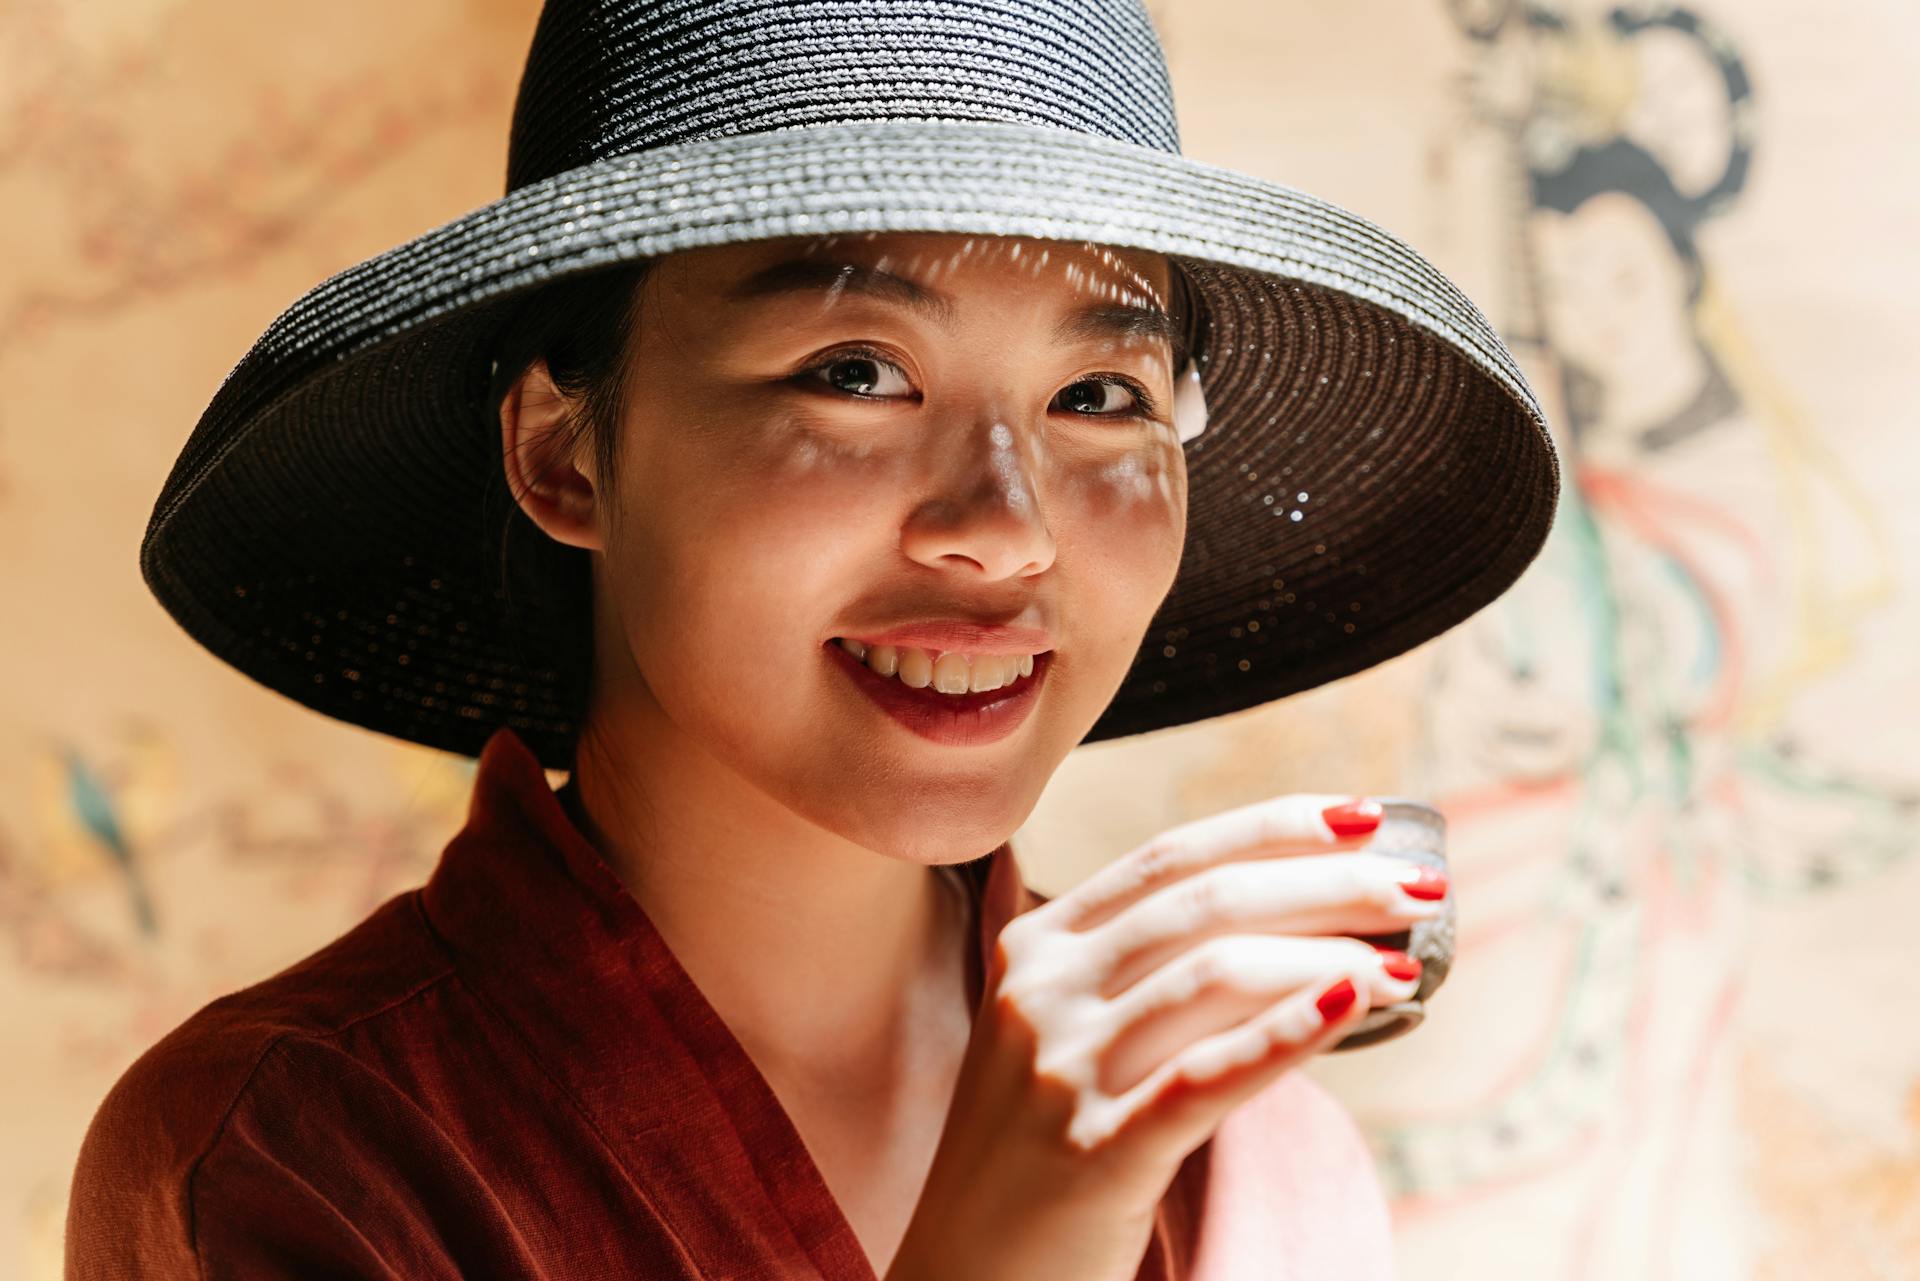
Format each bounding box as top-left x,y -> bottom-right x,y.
841,788 -> 1037,867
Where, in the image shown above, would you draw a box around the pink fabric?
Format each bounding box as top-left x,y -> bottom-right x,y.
65,725 -> 1397,1279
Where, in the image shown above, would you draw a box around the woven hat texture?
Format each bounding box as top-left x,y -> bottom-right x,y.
141,0 -> 1562,770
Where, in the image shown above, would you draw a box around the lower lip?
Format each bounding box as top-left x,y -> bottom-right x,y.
824,640 -> 1053,746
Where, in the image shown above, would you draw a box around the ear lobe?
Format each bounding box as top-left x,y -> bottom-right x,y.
499,358 -> 605,552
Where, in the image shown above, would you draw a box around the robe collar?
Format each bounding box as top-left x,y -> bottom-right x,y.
419,725 -> 1043,1280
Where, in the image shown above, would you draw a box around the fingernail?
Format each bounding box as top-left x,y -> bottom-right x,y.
1374,949 -> 1423,982
1316,977 -> 1358,1022
1394,867 -> 1449,901
1321,798 -> 1383,838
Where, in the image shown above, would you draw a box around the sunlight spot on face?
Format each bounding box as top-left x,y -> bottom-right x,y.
780,429 -> 878,473
1080,429 -> 1182,509
820,269 -> 850,308
1098,452 -> 1153,503
987,420 -> 1033,515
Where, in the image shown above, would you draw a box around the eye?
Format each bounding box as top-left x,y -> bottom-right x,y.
797,346 -> 916,400
1054,376 -> 1159,420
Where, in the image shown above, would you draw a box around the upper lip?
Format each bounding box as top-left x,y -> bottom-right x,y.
833,621 -> 1056,655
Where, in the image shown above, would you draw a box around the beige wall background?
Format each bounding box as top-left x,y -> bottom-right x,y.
4,1 -> 1916,1277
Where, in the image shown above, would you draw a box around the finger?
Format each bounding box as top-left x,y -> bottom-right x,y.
1083,968 -> 1374,1156
1093,934 -> 1417,1096
1086,852 -> 1445,997
1054,794 -> 1386,933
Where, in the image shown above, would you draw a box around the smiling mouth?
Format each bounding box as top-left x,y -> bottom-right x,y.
822,638 -> 1054,745
827,636 -> 1049,698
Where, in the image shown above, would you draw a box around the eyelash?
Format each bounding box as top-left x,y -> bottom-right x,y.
794,344 -> 1163,421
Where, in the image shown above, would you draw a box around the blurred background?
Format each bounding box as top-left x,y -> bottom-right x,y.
3,0 -> 1916,1276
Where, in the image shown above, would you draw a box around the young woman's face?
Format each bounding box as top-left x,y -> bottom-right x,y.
545,232 -> 1187,864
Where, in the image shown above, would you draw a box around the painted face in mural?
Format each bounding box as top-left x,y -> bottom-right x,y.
503,232 -> 1188,863
1532,191 -> 1699,423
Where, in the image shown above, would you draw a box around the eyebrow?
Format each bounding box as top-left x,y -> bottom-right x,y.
724,257 -> 1178,352
727,259 -> 951,322
1059,299 -> 1179,351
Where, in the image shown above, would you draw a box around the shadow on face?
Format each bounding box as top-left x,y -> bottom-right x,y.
517,231 -> 1191,862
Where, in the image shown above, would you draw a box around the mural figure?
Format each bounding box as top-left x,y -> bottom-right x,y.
1379,0 -> 1915,1232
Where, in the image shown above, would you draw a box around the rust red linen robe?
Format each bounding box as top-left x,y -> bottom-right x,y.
65,726 -> 1398,1279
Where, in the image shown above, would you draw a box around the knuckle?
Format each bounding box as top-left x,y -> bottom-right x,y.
1266,1004 -> 1306,1049
986,936 -> 1018,992
1177,872 -> 1222,925
1131,836 -> 1186,886
994,953 -> 1087,1024
992,979 -> 1038,1025
1195,934 -> 1256,988
996,912 -> 1036,959
1291,997 -> 1332,1043
1183,947 -> 1225,997
1033,1049 -> 1071,1085
1033,1041 -> 1089,1088
997,907 -> 1070,970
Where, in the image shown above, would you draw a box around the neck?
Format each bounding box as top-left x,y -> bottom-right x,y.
560,672 -> 974,1092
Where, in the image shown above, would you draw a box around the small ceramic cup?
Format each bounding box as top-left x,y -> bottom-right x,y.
1327,797 -> 1454,1052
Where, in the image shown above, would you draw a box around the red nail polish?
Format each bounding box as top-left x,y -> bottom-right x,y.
1396,868 -> 1448,901
1374,949 -> 1422,981
1316,977 -> 1357,1022
1321,799 -> 1382,838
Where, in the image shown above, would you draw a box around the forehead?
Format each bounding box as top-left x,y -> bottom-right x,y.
664,231 -> 1172,309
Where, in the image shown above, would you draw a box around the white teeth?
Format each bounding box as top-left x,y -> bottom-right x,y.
833,638 -> 1041,696
897,647 -> 932,688
933,651 -> 971,694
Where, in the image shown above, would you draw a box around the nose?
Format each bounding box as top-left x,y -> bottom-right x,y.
900,417 -> 1057,581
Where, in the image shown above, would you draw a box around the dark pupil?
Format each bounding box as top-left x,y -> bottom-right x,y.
1060,381 -> 1105,413
829,357 -> 882,394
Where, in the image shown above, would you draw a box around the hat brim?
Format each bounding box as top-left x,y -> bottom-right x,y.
142,118 -> 1561,770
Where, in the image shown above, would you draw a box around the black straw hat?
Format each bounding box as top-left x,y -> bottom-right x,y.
142,0 -> 1561,771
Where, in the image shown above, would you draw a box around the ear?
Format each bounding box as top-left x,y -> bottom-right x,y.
499,357 -> 605,552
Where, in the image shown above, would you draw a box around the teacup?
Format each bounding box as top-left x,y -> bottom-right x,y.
1328,797 -> 1454,1052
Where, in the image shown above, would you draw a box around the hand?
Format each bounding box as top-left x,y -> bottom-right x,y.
883,794 -> 1445,1281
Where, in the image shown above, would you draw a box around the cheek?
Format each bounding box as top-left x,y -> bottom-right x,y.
1083,442 -> 1185,513
609,425 -> 899,692
1062,435 -> 1187,570
1055,437 -> 1188,663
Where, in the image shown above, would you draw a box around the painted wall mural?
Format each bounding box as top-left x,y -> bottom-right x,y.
1367,4 -> 1919,1274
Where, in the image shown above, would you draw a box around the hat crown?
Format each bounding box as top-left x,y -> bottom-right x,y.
505,0 -> 1181,191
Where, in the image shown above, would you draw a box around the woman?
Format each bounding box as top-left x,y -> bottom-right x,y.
66,2 -> 1559,1278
